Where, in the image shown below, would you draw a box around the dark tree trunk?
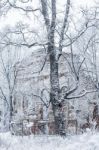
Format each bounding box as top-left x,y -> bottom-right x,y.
9,95 -> 13,125
41,0 -> 68,136
49,44 -> 66,136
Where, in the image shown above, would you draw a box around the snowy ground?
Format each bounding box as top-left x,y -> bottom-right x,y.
0,131 -> 99,150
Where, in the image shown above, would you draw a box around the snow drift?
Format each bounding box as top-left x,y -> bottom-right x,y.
0,131 -> 99,150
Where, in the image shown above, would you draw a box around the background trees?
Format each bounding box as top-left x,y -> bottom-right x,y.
0,0 -> 99,135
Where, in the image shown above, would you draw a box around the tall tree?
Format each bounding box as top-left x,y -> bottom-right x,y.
0,0 -> 97,135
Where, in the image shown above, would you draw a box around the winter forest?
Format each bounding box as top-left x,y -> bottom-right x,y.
1,0 -> 99,150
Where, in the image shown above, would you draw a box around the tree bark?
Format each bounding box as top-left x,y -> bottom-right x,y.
9,95 -> 13,125
48,42 -> 66,135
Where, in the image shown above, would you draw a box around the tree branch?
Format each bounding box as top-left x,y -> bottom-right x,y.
7,0 -> 40,12
66,89 -> 98,99
59,0 -> 70,53
41,0 -> 50,32
32,94 -> 49,108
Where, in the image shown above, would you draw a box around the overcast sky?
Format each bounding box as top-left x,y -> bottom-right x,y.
0,0 -> 95,30
0,0 -> 96,60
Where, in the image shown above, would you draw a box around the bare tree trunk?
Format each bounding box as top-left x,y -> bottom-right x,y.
9,95 -> 13,126
48,43 -> 66,135
46,0 -> 66,136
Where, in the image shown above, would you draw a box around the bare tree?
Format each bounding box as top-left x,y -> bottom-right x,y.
0,36 -> 19,130
0,0 -> 98,135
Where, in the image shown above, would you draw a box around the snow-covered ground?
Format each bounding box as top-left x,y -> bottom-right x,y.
0,131 -> 99,150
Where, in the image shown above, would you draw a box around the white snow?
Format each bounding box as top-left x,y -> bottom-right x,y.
25,122 -> 34,128
0,131 -> 99,150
